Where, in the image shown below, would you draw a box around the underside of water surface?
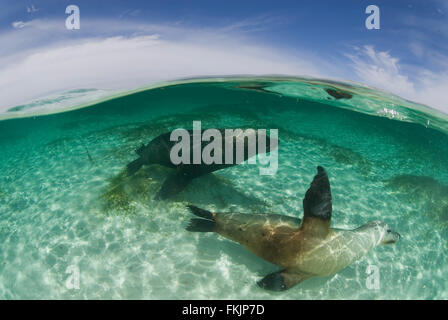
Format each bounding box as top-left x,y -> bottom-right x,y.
0,77 -> 447,299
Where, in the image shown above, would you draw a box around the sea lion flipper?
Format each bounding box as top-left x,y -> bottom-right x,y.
302,166 -> 332,221
257,270 -> 310,291
126,158 -> 144,176
185,205 -> 216,232
186,219 -> 215,232
155,171 -> 193,200
187,205 -> 214,220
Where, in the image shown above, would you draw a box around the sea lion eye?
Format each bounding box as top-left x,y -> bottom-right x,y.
387,229 -> 391,233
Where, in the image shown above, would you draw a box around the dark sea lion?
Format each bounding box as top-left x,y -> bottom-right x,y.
235,83 -> 281,96
325,88 -> 353,100
186,166 -> 400,291
126,129 -> 278,200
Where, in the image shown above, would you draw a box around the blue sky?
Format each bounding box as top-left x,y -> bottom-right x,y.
0,0 -> 447,113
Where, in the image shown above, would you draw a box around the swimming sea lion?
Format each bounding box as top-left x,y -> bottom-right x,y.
186,166 -> 400,291
325,88 -> 353,100
235,83 -> 281,96
126,129 -> 278,200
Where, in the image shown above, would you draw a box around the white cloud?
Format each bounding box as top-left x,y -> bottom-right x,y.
346,45 -> 415,98
12,21 -> 27,29
1,18 -> 448,115
346,45 -> 448,113
0,19 -> 324,113
411,70 -> 448,112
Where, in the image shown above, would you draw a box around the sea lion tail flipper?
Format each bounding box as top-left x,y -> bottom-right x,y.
257,270 -> 310,291
155,171 -> 193,200
186,219 -> 215,232
187,205 -> 214,220
186,206 -> 215,232
126,158 -> 144,176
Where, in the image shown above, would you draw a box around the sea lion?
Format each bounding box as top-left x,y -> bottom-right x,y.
325,88 -> 353,100
186,166 -> 400,291
235,83 -> 281,96
126,129 -> 278,200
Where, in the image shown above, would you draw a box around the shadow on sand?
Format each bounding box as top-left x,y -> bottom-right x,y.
101,165 -> 268,216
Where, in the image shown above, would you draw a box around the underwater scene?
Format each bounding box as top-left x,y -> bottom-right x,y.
0,77 -> 447,299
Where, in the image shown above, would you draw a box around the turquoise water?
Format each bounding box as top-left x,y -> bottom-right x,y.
0,77 -> 447,299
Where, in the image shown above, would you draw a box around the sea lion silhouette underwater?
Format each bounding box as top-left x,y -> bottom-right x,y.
186,166 -> 401,291
126,129 -> 278,200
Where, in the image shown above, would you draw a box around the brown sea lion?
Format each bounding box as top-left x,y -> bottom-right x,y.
186,166 -> 400,291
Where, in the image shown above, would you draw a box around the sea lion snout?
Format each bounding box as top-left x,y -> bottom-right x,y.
383,229 -> 401,244
382,225 -> 401,244
360,221 -> 401,244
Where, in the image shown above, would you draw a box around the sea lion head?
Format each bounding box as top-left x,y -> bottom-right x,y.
364,220 -> 401,244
